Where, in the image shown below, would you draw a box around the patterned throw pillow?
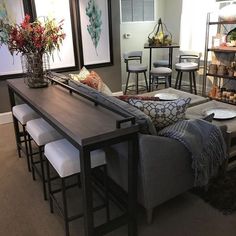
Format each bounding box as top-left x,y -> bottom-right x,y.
129,97 -> 191,130
69,66 -> 90,81
116,95 -> 160,103
81,71 -> 113,96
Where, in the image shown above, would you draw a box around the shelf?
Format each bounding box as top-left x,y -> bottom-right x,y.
208,47 -> 236,53
206,73 -> 236,79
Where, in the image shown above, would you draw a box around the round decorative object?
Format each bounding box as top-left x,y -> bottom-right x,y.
219,4 -> 236,21
203,108 -> 236,120
21,53 -> 50,88
154,93 -> 179,101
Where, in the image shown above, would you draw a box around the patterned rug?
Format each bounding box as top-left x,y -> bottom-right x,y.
192,169 -> 236,215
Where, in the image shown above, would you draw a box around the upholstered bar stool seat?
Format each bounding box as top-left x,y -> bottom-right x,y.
45,139 -> 106,177
45,139 -> 107,236
27,118 -> 61,146
128,64 -> 148,72
13,104 -> 39,125
174,54 -> 200,95
175,62 -> 198,70
26,118 -> 62,200
12,104 -> 40,171
150,67 -> 172,91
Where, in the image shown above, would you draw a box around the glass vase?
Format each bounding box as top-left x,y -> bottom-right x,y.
21,53 -> 50,88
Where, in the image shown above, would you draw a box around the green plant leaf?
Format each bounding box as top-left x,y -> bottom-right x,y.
86,0 -> 102,55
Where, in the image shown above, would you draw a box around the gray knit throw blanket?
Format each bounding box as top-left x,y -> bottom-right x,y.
158,119 -> 227,187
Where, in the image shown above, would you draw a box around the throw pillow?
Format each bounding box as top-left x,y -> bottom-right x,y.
69,66 -> 90,81
129,97 -> 191,130
116,95 -> 160,103
81,71 -> 113,96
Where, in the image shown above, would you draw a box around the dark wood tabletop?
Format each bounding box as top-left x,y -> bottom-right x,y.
7,78 -> 138,147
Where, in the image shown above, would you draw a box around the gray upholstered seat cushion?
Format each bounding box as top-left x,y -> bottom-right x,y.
150,67 -> 172,76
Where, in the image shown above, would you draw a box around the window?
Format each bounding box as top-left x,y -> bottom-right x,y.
121,0 -> 154,22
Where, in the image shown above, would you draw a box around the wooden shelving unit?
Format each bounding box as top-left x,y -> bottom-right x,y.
202,12 -> 236,104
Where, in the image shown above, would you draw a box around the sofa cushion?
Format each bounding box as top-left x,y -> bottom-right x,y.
69,80 -> 157,135
129,97 -> 191,130
69,66 -> 90,81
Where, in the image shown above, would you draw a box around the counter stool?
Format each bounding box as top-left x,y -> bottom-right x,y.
123,51 -> 148,95
12,104 -> 39,171
26,118 -> 62,200
174,54 -> 200,94
150,67 -> 172,91
45,139 -> 109,236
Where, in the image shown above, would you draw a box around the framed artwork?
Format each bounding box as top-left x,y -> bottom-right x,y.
32,0 -> 79,71
0,0 -> 25,78
78,0 -> 113,68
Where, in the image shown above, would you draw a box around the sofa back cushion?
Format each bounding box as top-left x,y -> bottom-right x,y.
69,80 -> 157,135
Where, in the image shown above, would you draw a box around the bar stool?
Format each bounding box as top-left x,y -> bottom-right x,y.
12,104 -> 39,171
150,67 -> 172,91
174,54 -> 200,94
123,51 -> 148,95
26,118 -> 62,200
45,139 -> 109,236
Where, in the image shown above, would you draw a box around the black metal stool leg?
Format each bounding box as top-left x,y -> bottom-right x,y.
23,125 -> 31,172
175,71 -> 180,89
46,159 -> 54,213
144,72 -> 148,92
192,71 -> 197,94
39,146 -> 47,200
62,178 -> 70,236
13,117 -> 21,158
28,134 -> 36,181
124,72 -> 130,95
178,72 -> 183,90
136,73 -> 139,94
189,72 -> 193,94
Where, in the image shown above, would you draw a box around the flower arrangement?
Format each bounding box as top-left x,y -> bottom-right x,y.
0,14 -> 65,56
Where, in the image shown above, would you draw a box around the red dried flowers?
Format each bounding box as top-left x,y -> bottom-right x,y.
0,14 -> 65,56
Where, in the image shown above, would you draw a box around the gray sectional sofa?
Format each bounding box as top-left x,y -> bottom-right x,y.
68,80 -> 223,223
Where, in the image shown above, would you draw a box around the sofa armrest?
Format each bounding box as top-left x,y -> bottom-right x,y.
106,133 -> 194,210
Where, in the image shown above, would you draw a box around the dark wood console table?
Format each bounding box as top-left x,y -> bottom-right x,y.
7,78 -> 139,236
144,43 -> 180,90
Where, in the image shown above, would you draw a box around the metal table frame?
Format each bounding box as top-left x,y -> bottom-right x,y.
7,78 -> 139,236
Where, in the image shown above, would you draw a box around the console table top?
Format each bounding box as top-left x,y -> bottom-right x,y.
8,78 -> 138,147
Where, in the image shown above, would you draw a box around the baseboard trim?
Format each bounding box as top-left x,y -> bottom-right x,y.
0,112 -> 13,124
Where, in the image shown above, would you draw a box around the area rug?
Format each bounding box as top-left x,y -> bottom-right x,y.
192,169 -> 236,215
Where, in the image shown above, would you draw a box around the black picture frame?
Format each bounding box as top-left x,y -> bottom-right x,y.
30,0 -> 79,72
77,0 -> 113,69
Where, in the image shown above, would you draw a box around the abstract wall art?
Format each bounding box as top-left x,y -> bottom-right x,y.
78,0 -> 113,68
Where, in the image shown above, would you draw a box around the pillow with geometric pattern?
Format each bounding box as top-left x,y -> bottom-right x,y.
129,97 -> 191,130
